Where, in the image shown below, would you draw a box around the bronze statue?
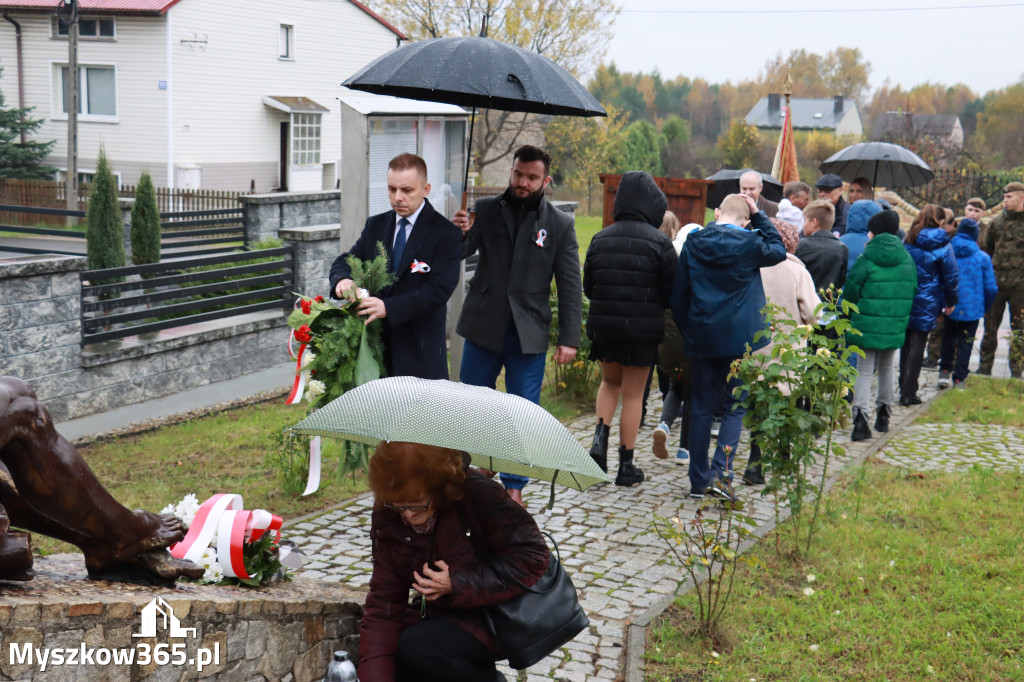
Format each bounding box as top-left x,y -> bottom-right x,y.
0,376 -> 204,585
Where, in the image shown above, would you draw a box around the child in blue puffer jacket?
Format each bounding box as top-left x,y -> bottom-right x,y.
939,218 -> 997,387
900,204 -> 959,405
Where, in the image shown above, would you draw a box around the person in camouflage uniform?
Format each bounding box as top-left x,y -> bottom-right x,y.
979,183 -> 1024,377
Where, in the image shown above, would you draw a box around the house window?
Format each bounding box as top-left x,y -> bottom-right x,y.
291,113 -> 321,165
279,24 -> 293,59
56,169 -> 122,186
53,16 -> 116,40
57,64 -> 117,119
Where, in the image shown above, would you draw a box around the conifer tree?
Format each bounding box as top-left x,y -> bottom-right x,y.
0,68 -> 55,179
86,148 -> 125,271
130,171 -> 161,265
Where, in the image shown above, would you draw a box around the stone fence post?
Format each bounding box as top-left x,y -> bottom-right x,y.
279,224 -> 340,301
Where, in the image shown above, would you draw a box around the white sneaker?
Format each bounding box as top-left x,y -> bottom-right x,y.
652,423 -> 670,459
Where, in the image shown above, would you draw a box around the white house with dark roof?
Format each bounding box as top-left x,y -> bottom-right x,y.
745,94 -> 863,138
0,0 -> 405,191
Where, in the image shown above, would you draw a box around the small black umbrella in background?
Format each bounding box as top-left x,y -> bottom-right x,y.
342,35 -> 607,209
819,141 -> 934,189
704,169 -> 784,210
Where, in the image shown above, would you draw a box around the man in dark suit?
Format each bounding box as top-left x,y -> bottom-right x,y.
329,153 -> 462,380
452,145 -> 583,505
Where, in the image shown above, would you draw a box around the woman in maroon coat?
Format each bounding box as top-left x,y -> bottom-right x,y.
358,442 -> 550,682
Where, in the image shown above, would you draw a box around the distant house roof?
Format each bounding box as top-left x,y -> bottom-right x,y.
746,95 -> 859,130
874,113 -> 960,139
0,0 -> 406,36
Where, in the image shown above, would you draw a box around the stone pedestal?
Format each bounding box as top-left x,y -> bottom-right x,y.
0,554 -> 364,682
239,192 -> 340,247
280,225 -> 340,301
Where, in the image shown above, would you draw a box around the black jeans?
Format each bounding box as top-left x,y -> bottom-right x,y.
899,329 -> 930,400
396,617 -> 502,682
939,318 -> 980,382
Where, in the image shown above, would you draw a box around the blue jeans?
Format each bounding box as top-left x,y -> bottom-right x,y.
460,323 -> 546,490
687,357 -> 746,492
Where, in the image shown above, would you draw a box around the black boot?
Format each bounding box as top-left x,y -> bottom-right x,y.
874,404 -> 891,433
851,409 -> 872,441
614,445 -> 645,486
742,440 -> 765,485
589,419 -> 610,473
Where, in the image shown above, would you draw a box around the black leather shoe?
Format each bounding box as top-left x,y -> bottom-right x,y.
614,446 -> 645,486
899,395 -> 922,406
874,405 -> 891,432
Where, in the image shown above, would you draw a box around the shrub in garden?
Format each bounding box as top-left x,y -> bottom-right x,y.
548,283 -> 600,399
730,293 -> 860,559
650,503 -> 760,643
130,171 -> 161,266
85,148 -> 125,272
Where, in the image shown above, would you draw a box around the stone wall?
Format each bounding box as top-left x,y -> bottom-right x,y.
240,192 -> 340,246
0,555 -> 363,682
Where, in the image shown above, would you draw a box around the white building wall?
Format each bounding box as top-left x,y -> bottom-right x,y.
168,0 -> 398,192
835,107 -> 864,138
0,13 -> 169,185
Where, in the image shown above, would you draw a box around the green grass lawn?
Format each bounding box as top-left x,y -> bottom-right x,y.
918,375 -> 1024,427
575,214 -> 602,255
645,378 -> 1024,680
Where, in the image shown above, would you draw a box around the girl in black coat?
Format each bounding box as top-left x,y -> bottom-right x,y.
583,171 -> 677,486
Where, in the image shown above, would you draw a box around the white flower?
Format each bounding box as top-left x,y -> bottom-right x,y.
841,513 -> 848,520
806,574 -> 816,583
796,324 -> 813,334
174,493 -> 200,527
809,644 -> 819,652
201,563 -> 224,584
889,560 -> 896,568
816,347 -> 831,358
307,379 -> 327,397
926,665 -> 935,674
160,503 -> 175,514
803,587 -> 815,597
840,386 -> 849,397
833,610 -> 842,615
711,651 -> 720,659
300,351 -> 316,370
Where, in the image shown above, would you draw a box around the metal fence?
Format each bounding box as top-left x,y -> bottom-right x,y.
80,246 -> 295,345
159,207 -> 245,258
904,169 -> 1018,210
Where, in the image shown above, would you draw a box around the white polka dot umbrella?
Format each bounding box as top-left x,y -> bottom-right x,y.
289,377 -> 611,502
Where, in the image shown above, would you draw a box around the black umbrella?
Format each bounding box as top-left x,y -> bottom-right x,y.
342,35 -> 606,207
819,142 -> 933,189
704,169 -> 783,210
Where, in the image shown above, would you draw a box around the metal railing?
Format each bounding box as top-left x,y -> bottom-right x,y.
80,245 -> 295,345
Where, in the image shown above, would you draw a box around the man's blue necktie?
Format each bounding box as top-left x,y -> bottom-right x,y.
392,217 -> 409,273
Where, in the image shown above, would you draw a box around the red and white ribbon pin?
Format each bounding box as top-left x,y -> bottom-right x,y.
535,228 -> 548,247
410,259 -> 431,273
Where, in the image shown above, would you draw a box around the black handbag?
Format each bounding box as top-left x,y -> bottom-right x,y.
457,505 -> 589,669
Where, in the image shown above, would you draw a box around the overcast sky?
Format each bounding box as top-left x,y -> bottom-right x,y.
604,1 -> 1024,97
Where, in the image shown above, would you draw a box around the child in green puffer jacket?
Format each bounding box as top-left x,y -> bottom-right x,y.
842,210 -> 918,441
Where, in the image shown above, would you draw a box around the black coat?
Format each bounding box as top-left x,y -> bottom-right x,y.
457,189 -> 583,354
329,199 -> 462,380
583,171 -> 677,345
795,230 -> 849,294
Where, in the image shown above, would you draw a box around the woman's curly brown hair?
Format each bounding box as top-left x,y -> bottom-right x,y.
368,441 -> 466,507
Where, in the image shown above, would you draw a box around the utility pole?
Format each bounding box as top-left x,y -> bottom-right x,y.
61,0 -> 79,213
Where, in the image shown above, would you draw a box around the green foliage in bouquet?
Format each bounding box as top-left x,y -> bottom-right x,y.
287,243 -> 395,410
236,532 -> 287,588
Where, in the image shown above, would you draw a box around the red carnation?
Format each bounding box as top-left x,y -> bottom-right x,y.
314,295 -> 325,303
295,324 -> 313,344
301,299 -> 312,315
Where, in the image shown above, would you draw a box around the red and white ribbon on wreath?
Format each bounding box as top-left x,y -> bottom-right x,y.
286,342 -> 307,405
170,493 -> 283,580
